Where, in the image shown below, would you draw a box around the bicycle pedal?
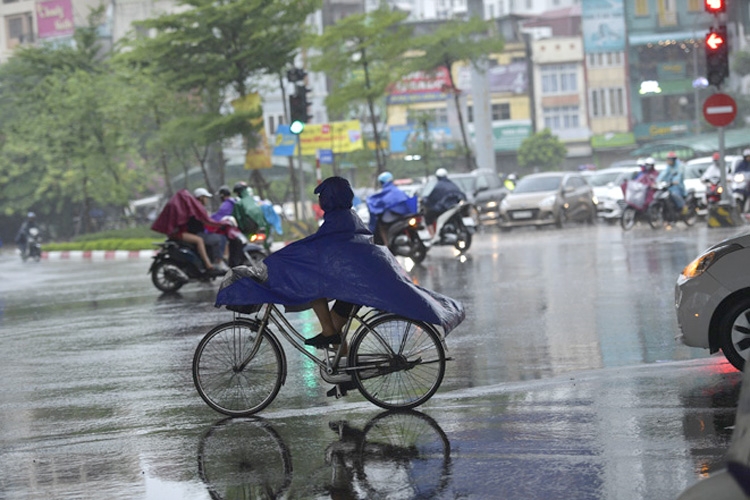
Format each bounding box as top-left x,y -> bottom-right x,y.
326,385 -> 347,398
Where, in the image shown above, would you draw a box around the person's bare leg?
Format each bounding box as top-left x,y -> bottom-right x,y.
331,309 -> 349,355
312,299 -> 337,337
181,233 -> 213,269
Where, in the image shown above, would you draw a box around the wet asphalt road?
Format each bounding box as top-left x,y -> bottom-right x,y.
1,222 -> 749,499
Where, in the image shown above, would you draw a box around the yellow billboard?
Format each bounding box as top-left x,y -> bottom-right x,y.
232,93 -> 272,170
299,120 -> 364,156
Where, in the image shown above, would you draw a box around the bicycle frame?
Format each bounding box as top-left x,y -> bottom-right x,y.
235,303 -> 396,378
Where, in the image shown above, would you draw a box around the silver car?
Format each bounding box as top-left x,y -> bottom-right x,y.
498,171 -> 597,230
675,231 -> 750,371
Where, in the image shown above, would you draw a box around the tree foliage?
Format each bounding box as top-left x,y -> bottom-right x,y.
517,129 -> 567,171
307,6 -> 413,174
406,18 -> 504,170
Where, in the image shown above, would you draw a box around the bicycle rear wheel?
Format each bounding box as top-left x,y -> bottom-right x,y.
193,319 -> 284,417
349,315 -> 445,410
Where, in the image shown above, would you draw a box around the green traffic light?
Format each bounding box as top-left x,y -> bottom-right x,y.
290,120 -> 305,134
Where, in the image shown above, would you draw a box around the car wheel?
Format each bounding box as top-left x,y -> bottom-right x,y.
718,297 -> 750,371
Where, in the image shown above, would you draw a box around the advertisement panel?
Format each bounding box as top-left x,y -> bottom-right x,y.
387,68 -> 453,104
232,93 -> 272,169
273,121 -> 364,157
581,0 -> 625,53
36,0 -> 74,39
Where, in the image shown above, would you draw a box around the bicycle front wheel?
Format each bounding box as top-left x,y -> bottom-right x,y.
349,315 -> 445,410
193,320 -> 284,417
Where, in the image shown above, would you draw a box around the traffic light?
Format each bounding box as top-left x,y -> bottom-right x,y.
704,0 -> 726,14
289,85 -> 310,135
705,25 -> 729,87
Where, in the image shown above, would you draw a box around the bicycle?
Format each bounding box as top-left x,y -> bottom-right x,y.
192,302 -> 449,416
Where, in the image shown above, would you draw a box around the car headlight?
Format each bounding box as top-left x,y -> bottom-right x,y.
681,243 -> 742,280
539,195 -> 556,210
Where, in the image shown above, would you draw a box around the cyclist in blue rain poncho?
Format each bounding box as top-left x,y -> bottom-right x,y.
216,176 -> 465,349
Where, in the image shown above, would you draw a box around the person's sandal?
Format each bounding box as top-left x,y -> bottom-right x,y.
305,332 -> 342,348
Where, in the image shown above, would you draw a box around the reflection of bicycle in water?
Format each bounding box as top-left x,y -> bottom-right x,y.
192,302 -> 448,416
325,410 -> 451,499
197,411 -> 451,500
198,417 -> 292,500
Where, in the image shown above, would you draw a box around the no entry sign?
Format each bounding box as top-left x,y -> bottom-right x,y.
703,93 -> 737,127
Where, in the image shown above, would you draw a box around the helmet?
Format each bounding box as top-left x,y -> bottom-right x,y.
27,212 -> 36,219
435,168 -> 448,178
645,157 -> 655,165
743,148 -> 750,157
713,152 -> 721,161
233,181 -> 248,195
666,151 -> 678,160
193,187 -> 212,199
508,173 -> 517,181
636,157 -> 647,167
217,185 -> 231,197
377,171 -> 393,185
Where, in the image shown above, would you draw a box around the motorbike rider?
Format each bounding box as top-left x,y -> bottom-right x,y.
504,173 -> 517,191
701,152 -> 725,185
15,212 -> 38,254
366,171 -> 415,245
423,168 -> 467,236
211,185 -> 236,223
657,151 -> 687,215
232,182 -> 267,236
151,188 -> 229,276
733,149 -> 750,211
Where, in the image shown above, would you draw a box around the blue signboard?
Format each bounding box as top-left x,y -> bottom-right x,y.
318,149 -> 333,164
273,125 -> 297,157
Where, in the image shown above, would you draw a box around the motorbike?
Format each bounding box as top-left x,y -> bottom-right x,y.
378,211 -> 429,264
620,180 -> 654,231
20,227 -> 42,262
731,171 -> 750,212
417,201 -> 475,252
149,229 -> 268,293
704,177 -> 724,206
647,182 -> 699,229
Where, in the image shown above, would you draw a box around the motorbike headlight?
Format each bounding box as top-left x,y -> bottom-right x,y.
539,195 -> 556,210
735,173 -> 746,183
681,243 -> 742,280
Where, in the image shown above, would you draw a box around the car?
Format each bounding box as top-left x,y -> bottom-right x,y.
584,167 -> 641,222
497,171 -> 597,230
421,169 -> 508,225
675,231 -> 750,371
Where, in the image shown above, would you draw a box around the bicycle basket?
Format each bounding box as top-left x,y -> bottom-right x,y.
225,303 -> 262,314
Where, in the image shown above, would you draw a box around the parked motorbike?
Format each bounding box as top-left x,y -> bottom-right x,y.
647,182 -> 699,228
149,230 -> 267,293
20,227 -> 42,262
417,201 -> 475,252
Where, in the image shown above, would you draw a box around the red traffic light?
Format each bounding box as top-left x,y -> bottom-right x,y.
705,0 -> 726,14
706,31 -> 726,51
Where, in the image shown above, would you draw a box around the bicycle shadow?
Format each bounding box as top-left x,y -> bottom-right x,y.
197,410 -> 452,499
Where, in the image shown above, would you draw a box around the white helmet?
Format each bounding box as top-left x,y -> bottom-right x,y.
743,149 -> 750,157
435,168 -> 448,178
193,187 -> 212,199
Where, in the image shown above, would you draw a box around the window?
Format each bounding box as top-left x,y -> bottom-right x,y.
543,106 -> 579,130
635,0 -> 648,16
587,52 -> 624,68
589,88 -> 625,117
491,103 -> 511,121
541,64 -> 577,95
407,108 -> 448,126
6,13 -> 33,48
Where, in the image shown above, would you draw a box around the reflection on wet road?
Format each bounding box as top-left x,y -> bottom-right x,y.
0,223 -> 747,498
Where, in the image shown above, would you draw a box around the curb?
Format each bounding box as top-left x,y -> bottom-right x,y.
42,249 -> 157,261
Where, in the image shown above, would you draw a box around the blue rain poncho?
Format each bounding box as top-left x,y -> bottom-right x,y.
216,177 -> 465,333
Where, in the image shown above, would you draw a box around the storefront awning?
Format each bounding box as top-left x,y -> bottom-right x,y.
628,30 -> 702,46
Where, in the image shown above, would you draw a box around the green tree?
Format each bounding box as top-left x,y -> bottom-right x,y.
406,18 -> 504,171
0,9 -> 151,235
307,6 -> 413,175
120,0 -> 318,193
517,129 -> 567,171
